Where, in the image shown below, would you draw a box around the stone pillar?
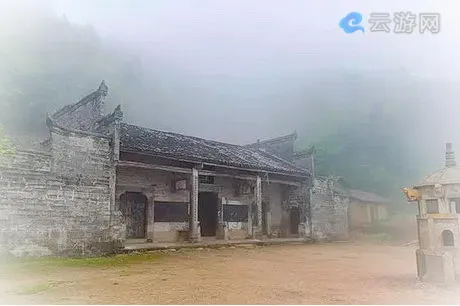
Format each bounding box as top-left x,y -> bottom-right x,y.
247,198 -> 253,238
216,197 -> 228,240
255,176 -> 262,237
218,197 -> 225,225
189,167 -> 200,242
145,188 -> 155,243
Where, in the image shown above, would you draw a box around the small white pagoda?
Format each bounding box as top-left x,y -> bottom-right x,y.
405,143 -> 460,284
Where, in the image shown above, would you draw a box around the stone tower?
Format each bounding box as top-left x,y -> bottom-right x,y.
410,143 -> 460,284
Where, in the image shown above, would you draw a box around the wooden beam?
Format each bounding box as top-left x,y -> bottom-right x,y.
198,169 -> 255,181
116,184 -> 157,192
264,179 -> 302,187
117,161 -> 192,174
198,170 -> 302,186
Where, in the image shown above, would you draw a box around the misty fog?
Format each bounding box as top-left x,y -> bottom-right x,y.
1,0 -> 459,200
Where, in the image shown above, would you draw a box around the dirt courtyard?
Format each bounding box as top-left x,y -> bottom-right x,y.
1,242 -> 460,304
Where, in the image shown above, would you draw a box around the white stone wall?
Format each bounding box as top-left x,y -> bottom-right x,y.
310,178 -> 349,240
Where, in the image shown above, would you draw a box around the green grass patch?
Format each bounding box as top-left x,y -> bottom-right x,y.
0,252 -> 164,275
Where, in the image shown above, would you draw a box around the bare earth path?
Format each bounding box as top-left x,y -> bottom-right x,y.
1,242 -> 460,304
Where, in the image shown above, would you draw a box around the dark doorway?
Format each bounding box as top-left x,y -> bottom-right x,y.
290,207 -> 300,235
120,192 -> 147,239
198,192 -> 218,236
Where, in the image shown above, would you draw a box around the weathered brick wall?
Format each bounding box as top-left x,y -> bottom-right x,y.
0,150 -> 51,256
51,130 -> 111,181
310,178 -> 349,240
0,129 -> 123,257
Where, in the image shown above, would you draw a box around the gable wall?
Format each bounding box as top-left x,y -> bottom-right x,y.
53,93 -> 104,131
310,178 -> 349,240
0,129 -> 122,257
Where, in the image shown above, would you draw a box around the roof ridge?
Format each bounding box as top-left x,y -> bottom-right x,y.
349,189 -> 391,203
51,81 -> 108,119
414,165 -> 460,187
120,123 -> 309,176
121,123 -> 307,173
256,147 -> 311,175
245,132 -> 298,147
423,166 -> 447,180
122,122 -> 252,148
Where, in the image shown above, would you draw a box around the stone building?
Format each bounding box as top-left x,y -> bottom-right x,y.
348,189 -> 390,230
0,82 -> 348,256
406,143 -> 460,284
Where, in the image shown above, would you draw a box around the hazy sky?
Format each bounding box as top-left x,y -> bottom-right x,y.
52,0 -> 459,77
2,0 -> 460,153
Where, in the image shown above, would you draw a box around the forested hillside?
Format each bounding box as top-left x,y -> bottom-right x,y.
294,73 -> 450,200
0,10 -> 144,135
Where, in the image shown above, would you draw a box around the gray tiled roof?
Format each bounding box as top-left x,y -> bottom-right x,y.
415,166 -> 460,187
120,123 -> 308,176
349,189 -> 391,204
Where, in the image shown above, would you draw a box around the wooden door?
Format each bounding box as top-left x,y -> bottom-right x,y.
198,192 -> 218,236
121,192 -> 147,239
290,207 -> 300,235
